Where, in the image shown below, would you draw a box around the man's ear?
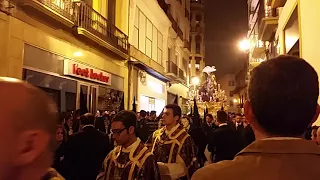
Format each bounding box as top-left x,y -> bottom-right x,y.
128,126 -> 135,135
310,104 -> 320,126
244,101 -> 254,125
13,130 -> 50,166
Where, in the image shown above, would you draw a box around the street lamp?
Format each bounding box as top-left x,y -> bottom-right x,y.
191,76 -> 200,85
239,39 -> 250,52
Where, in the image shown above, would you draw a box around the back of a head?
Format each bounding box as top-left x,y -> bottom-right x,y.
140,110 -> 147,118
248,56 -> 319,136
150,111 -> 156,116
165,104 -> 182,120
206,114 -> 214,119
217,110 -> 228,123
80,113 -> 95,126
113,110 -> 137,131
0,78 -> 58,154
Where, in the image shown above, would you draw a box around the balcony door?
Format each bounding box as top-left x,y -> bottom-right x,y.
77,82 -> 98,114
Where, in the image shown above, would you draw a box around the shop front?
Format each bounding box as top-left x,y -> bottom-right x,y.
23,44 -> 125,113
136,71 -> 167,116
167,83 -> 190,114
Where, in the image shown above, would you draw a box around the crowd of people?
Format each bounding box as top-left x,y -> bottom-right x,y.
2,55 -> 320,180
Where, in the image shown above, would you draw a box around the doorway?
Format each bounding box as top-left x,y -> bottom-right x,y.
77,82 -> 99,114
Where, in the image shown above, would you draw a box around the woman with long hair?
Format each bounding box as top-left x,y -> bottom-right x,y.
52,125 -> 67,173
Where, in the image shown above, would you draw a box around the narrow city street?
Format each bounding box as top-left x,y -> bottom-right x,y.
1,0 -> 320,179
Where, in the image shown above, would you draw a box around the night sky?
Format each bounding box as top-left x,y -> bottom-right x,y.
204,0 -> 248,79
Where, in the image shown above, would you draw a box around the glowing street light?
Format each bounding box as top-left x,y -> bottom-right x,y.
233,99 -> 238,103
239,39 -> 250,52
191,77 -> 200,85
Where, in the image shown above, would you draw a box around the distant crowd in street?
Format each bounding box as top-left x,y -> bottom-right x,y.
2,55 -> 320,180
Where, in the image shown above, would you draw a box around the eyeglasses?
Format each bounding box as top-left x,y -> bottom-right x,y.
110,128 -> 127,135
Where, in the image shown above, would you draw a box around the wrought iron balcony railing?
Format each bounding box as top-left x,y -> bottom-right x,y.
178,68 -> 186,82
167,61 -> 178,76
39,0 -> 74,20
177,26 -> 183,40
73,1 -> 128,54
167,7 -> 183,40
157,0 -> 169,14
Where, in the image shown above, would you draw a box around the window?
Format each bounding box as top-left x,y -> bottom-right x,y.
135,7 -> 163,65
146,19 -> 153,57
132,7 -> 139,48
138,10 -> 146,53
229,91 -> 233,97
196,43 -> 201,54
157,32 -> 163,65
228,81 -> 235,86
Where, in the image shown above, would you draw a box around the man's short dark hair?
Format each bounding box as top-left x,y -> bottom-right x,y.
140,110 -> 147,118
150,111 -> 156,115
80,113 -> 95,126
112,110 -> 137,132
217,110 -> 228,123
165,104 -> 182,120
248,55 -> 319,136
206,114 -> 213,119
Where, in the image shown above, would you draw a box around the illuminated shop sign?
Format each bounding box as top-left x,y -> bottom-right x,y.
64,60 -> 111,85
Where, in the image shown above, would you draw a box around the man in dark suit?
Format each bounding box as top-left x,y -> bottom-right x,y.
202,114 -> 217,137
208,110 -> 243,163
61,113 -> 110,180
234,114 -> 244,133
136,110 -> 149,142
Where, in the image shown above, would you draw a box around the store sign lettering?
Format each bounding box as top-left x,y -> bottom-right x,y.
72,64 -> 110,83
64,60 -> 112,85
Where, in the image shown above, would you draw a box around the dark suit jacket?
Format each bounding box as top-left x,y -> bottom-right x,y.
235,123 -> 244,134
208,124 -> 243,162
95,116 -> 106,133
61,126 -> 110,180
241,125 -> 255,147
193,139 -> 320,180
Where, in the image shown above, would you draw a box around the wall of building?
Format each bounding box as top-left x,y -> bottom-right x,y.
276,0 -> 320,125
0,9 -> 129,109
218,74 -> 237,113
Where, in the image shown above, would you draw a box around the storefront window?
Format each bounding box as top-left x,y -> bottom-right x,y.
140,95 -> 165,116
98,86 -> 123,112
23,69 -> 77,112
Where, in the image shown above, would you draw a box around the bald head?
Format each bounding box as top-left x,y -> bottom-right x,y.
0,77 -> 57,137
0,77 -> 58,179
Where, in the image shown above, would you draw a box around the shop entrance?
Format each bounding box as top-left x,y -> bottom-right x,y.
77,82 -> 99,114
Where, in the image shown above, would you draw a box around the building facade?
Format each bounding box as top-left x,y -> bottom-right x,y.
0,0 -> 130,112
190,0 -> 205,78
217,74 -> 237,113
247,0 -> 320,123
128,0 -> 190,114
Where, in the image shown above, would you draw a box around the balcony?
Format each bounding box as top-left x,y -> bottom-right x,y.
157,0 -> 169,14
178,68 -> 187,84
267,0 -> 287,8
167,9 -> 183,40
20,0 -> 75,28
184,40 -> 191,52
73,1 -> 128,58
259,8 -> 278,41
185,8 -> 190,20
166,61 -> 178,79
191,26 -> 202,33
